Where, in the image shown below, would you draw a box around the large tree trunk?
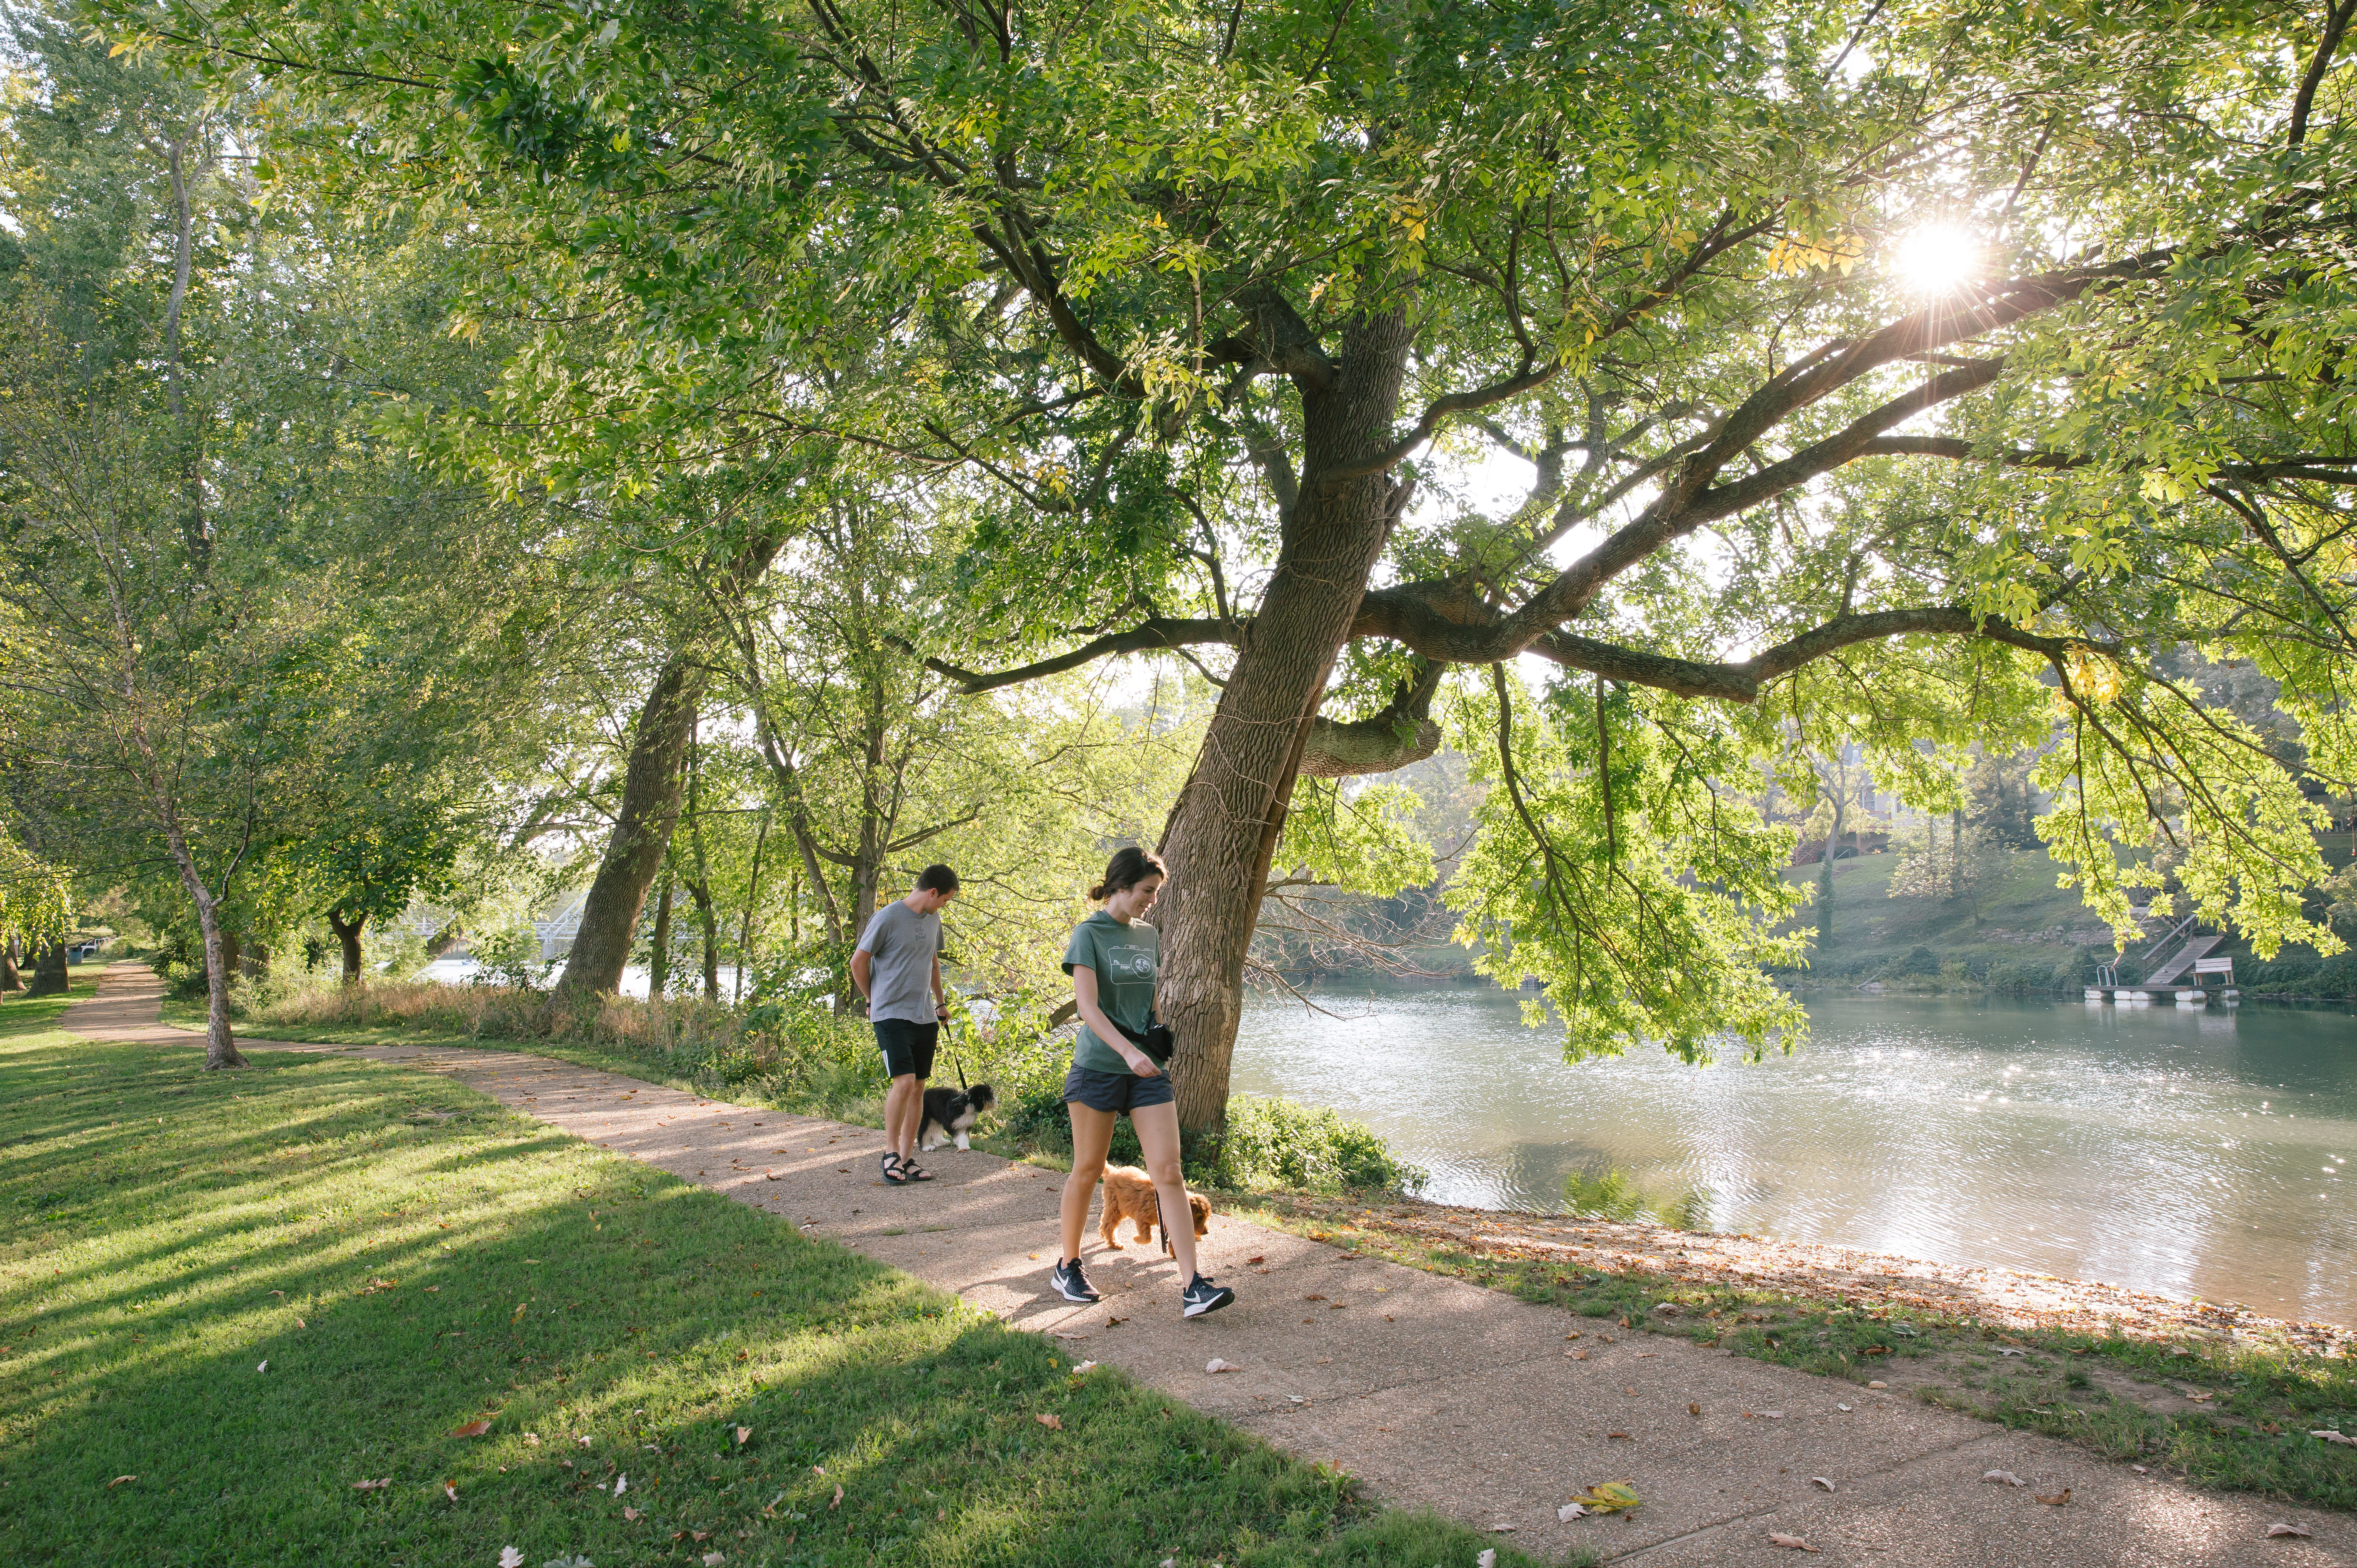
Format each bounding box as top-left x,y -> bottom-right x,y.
1,938 -> 21,992
27,941 -> 69,997
1157,312 -> 1415,1141
548,652 -> 707,1000
326,910 -> 366,985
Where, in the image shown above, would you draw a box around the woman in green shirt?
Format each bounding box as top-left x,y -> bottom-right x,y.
1049,846 -> 1235,1320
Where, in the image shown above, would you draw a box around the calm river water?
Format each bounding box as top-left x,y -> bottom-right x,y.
1231,987 -> 2357,1323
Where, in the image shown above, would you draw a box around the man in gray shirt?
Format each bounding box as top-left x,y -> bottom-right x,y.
851,864 -> 959,1183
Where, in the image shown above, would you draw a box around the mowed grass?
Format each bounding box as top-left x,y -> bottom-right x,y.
1,996 -> 1534,1568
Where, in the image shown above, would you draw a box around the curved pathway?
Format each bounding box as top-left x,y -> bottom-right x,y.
61,962 -> 2350,1566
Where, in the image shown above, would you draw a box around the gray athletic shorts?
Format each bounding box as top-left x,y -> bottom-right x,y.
1062,1063 -> 1175,1115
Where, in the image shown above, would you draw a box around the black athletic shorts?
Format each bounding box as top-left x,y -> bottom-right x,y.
1062,1063 -> 1176,1116
873,1019 -> 938,1080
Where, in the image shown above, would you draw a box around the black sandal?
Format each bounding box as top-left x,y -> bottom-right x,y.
899,1159 -> 935,1182
881,1153 -> 909,1185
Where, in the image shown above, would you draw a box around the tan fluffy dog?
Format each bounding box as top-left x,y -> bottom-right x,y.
1098,1164 -> 1211,1251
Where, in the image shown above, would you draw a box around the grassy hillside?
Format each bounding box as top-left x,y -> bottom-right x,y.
1779,843 -> 2357,1000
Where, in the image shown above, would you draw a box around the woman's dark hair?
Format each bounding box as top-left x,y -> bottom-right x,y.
1089,845 -> 1166,902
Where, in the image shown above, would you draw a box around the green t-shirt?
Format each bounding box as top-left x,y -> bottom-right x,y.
1061,911 -> 1159,1075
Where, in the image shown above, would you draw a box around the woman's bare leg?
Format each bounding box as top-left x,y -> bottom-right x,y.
1129,1102 -> 1199,1284
1060,1104 -> 1118,1264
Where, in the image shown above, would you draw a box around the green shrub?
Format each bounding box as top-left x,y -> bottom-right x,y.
1896,945 -> 1939,976
1209,1095 -> 1427,1195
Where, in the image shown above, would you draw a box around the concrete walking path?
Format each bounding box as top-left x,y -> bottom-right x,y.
59,962 -> 2351,1566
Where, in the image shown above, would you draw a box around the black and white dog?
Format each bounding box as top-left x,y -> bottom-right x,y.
918,1082 -> 996,1152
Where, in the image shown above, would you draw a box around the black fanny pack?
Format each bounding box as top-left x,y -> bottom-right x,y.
1131,1019 -> 1176,1065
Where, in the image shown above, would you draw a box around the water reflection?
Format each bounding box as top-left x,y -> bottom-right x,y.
1230,987 -> 2357,1321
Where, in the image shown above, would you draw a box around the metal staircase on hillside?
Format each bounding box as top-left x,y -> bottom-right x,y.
2141,911 -> 2225,988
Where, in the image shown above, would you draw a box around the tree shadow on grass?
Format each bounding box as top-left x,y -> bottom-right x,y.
0,1041 -> 1540,1568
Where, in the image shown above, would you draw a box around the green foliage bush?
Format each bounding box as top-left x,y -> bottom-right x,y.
1206,1096 -> 1427,1195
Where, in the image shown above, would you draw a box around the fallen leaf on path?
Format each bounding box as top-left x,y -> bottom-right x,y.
624,1506 -> 644,1521
1476,1551 -> 1496,1568
1206,1358 -> 1240,1374
1105,1316 -> 1126,1326
447,1419 -> 492,1438
1303,1294 -> 1326,1302
1606,1431 -> 1632,1441
1997,1348 -> 2028,1357
2036,1489 -> 2072,1507
1558,1502 -> 1587,1521
1568,1481 -> 1642,1514
350,1478 -> 390,1492
1247,1255 -> 1264,1265
108,1475 -> 136,1489
1837,1403 -> 1852,1412
1071,1361 -> 1097,1374
1747,1410 -> 1785,1420
829,1483 -> 843,1510
441,1480 -> 457,1502
1768,1533 -> 1818,1552
1984,1471 -> 2026,1487
703,1553 -> 725,1566
2269,1524 -> 2314,1538
734,1426 -> 752,1446
2132,1465 -> 2149,1474
1811,1476 -> 1834,1492
524,1433 -> 541,1447
578,1434 -> 593,1447
1688,1403 -> 1701,1416
499,1549 -> 524,1568
615,1474 -> 628,1495
1866,1381 -> 1887,1389
2183,1391 -> 2213,1403
1036,1414 -> 1063,1430
256,1360 -> 267,1374
2309,1430 -> 2356,1447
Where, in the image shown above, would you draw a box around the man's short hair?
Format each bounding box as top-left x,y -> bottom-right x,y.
916,863 -> 960,894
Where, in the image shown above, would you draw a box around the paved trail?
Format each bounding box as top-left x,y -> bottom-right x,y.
62,962 -> 2350,1566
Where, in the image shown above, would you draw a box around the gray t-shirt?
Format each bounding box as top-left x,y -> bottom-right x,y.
855,900 -> 941,1024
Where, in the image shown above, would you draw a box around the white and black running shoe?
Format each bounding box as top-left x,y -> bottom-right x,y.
1050,1258 -> 1100,1304
1180,1273 -> 1235,1319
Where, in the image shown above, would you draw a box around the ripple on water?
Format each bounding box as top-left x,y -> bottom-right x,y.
1230,987 -> 2357,1320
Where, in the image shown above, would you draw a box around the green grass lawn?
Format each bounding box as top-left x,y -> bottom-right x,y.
4,989 -> 1536,1568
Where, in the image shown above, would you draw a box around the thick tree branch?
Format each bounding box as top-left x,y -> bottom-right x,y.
1299,659 -> 1446,776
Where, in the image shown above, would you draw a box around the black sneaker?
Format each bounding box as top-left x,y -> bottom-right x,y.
1050,1258 -> 1099,1304
1180,1273 -> 1235,1319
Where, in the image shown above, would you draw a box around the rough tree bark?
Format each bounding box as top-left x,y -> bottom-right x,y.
26,941 -> 68,997
1156,311 -> 1416,1140
1,938 -> 20,992
547,651 -> 708,1001
326,910 -> 366,985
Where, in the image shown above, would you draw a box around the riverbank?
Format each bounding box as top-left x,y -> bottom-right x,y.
66,961 -> 2357,1558
1232,1188 -> 2357,1510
